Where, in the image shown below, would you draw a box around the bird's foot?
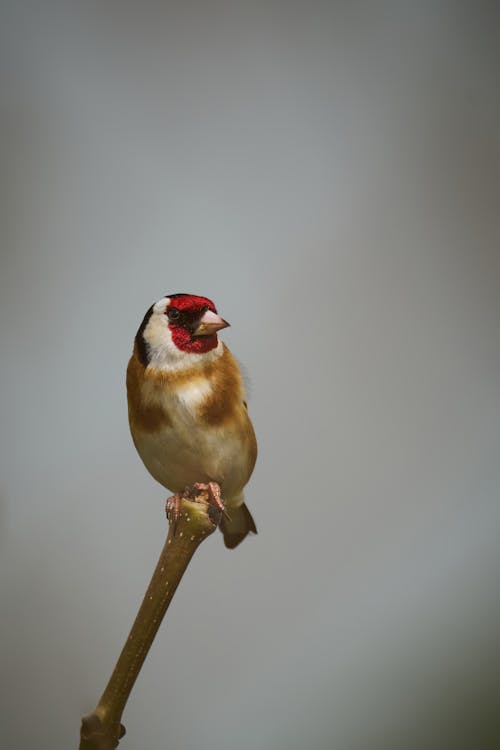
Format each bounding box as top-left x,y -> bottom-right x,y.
166,482 -> 226,532
165,489 -> 189,530
191,481 -> 224,511
190,481 -> 229,524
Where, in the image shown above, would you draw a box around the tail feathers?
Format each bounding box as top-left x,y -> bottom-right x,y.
220,503 -> 257,549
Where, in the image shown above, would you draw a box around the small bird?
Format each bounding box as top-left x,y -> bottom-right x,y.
127,293 -> 257,548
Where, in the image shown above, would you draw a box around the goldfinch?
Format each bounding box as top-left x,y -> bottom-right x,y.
127,293 -> 257,548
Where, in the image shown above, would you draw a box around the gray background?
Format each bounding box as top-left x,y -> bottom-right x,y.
1,3 -> 499,749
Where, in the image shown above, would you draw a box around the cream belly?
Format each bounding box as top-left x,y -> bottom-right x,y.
133,425 -> 252,506
131,387 -> 255,507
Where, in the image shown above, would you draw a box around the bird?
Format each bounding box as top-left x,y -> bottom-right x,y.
126,293 -> 258,548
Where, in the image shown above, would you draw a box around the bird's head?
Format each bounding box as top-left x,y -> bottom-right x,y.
135,293 -> 230,368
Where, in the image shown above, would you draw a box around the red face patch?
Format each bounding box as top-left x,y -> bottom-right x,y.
165,293 -> 217,313
165,294 -> 219,354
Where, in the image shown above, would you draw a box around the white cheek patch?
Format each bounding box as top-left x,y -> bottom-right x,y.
143,309 -> 172,359
153,298 -> 169,314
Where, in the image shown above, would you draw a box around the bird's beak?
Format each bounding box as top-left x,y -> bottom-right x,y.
193,309 -> 230,336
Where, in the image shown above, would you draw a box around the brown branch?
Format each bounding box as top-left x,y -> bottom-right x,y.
79,488 -> 221,749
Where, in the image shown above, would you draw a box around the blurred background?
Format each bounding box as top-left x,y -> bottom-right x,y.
1,2 -> 499,748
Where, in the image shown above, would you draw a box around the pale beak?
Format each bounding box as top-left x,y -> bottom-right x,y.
192,309 -> 230,336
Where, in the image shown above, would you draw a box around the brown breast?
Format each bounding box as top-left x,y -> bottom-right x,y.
126,351 -> 172,433
127,344 -> 246,432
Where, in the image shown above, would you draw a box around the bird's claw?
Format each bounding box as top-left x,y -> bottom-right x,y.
192,481 -> 225,512
165,492 -> 183,534
192,481 -> 230,523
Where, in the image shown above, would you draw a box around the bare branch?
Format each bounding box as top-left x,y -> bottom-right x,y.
79,487 -> 221,749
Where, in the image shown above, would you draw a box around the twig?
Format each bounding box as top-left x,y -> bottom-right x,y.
79,488 -> 221,749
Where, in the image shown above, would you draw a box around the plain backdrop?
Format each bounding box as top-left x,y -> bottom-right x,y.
1,3 -> 500,749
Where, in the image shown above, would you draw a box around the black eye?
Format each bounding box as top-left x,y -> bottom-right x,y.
167,307 -> 181,322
